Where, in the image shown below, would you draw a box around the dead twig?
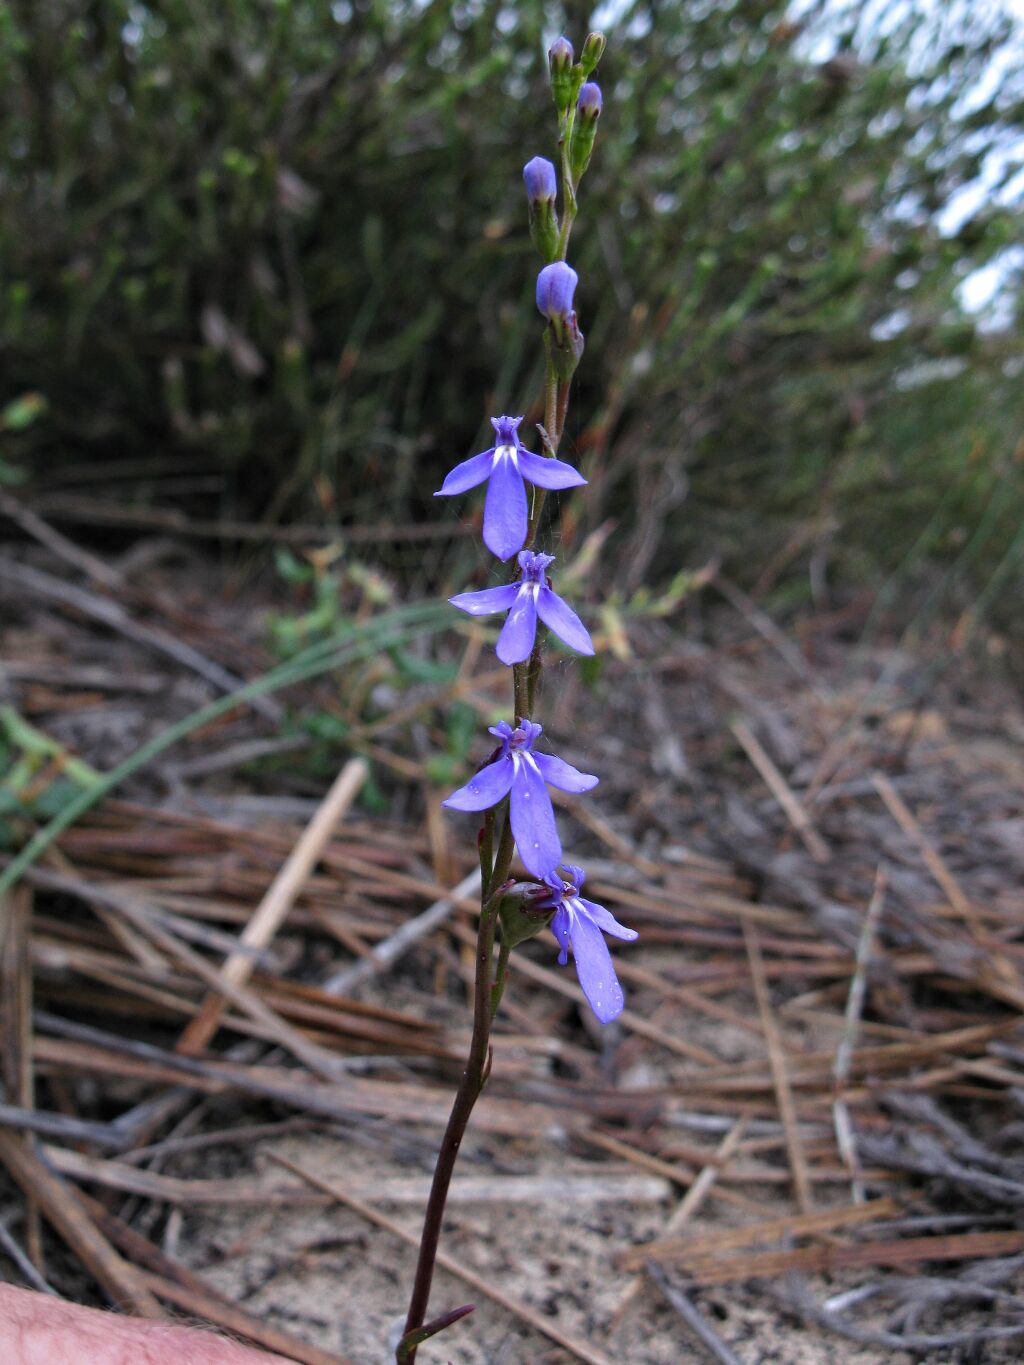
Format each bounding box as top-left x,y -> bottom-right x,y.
743,920 -> 814,1214
645,1264 -> 747,1365
731,719 -> 830,863
179,757 -> 368,1053
608,1117 -> 750,1329
618,1197 -> 898,1272
0,556 -> 281,721
323,868 -> 481,996
833,864 -> 887,1202
653,1229 -> 1024,1287
872,770 -> 1017,985
0,1129 -> 165,1316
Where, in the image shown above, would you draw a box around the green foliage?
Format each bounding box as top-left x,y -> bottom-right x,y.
0,0 -> 1021,596
0,390 -> 47,483
0,706 -> 101,848
0,599 -> 451,896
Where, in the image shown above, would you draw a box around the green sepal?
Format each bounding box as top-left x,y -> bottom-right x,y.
528,201 -> 560,262
497,881 -> 555,949
544,320 -> 585,382
580,32 -> 606,77
549,39 -> 575,114
569,119 -> 598,186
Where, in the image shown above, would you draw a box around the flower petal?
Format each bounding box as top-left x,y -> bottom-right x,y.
551,905 -> 571,963
562,863 -> 586,890
482,454 -> 528,560
536,585 -> 594,656
533,751 -> 599,794
567,908 -> 626,1023
496,589 -> 538,665
578,897 -> 638,942
442,756 -> 514,811
448,584 -> 520,617
517,449 -> 587,490
510,757 -> 562,877
436,449 -> 495,496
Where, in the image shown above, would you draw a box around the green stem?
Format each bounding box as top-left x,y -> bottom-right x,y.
490,938 -> 512,1019
478,808 -> 495,888
544,359 -> 559,442
487,815 -> 516,899
556,108 -> 578,260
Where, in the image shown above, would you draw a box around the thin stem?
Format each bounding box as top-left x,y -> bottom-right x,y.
555,377 -> 571,443
399,889 -> 500,1362
544,356 -> 559,439
478,809 -> 495,887
488,814 -> 517,897
513,659 -> 529,723
490,938 -> 512,1019
524,355 -> 565,551
556,108 -> 578,260
526,637 -> 543,714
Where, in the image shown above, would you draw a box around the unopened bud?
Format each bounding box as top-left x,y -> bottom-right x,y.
538,265 -> 583,374
580,32 -> 606,77
523,156 -> 557,206
498,883 -> 555,949
548,36 -> 575,114
536,261 -> 578,340
577,81 -> 602,121
523,157 -> 559,260
569,83 -> 602,184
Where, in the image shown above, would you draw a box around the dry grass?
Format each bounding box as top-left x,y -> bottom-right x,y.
3,536 -> 1024,1361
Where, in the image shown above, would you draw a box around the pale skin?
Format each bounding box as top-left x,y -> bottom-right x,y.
0,1285 -> 296,1365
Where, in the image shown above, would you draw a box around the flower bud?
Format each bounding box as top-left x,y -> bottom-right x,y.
548,36 -> 575,114
580,31 -> 606,77
569,83 -> 602,185
536,261 -> 578,336
498,883 -> 556,950
538,263 -> 585,379
523,156 -> 556,206
577,81 -> 602,121
523,157 -> 559,261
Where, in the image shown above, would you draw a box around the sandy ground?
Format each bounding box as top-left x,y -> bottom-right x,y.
177,1127 -> 1001,1365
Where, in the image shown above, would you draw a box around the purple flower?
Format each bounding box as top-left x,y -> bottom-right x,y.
538,864 -> 638,1023
536,262 -> 578,333
443,720 -> 598,878
435,415 -> 586,562
523,156 -> 557,206
449,550 -> 594,666
577,82 -> 602,121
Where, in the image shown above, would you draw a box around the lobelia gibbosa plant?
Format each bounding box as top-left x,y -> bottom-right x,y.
396,30 -> 636,1364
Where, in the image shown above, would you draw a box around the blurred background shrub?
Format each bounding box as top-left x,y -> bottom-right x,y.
1,0 -> 1021,603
